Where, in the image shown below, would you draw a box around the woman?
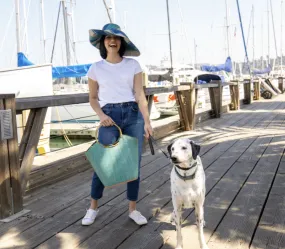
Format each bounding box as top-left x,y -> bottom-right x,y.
82,23 -> 153,226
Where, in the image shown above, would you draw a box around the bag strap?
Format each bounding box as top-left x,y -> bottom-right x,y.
94,123 -> 123,148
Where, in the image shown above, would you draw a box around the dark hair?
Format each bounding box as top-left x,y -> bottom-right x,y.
99,36 -> 126,59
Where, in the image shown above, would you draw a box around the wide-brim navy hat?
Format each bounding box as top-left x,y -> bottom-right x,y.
89,23 -> 140,57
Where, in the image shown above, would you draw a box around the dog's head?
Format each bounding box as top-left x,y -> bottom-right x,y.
167,138 -> 201,164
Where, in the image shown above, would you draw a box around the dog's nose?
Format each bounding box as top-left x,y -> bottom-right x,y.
171,156 -> 178,162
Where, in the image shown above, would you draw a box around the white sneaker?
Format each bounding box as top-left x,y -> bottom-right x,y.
129,210 -> 148,225
82,209 -> 99,226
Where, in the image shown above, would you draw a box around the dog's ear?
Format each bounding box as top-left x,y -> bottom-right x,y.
167,143 -> 173,156
189,140 -> 201,160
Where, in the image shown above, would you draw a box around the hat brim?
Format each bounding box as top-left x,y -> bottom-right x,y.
89,29 -> 140,57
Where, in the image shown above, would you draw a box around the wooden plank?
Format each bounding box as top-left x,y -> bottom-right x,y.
76,138 -> 254,249
20,108 -> 47,192
119,136 -> 271,249
0,94 -> 16,99
208,135 -> 285,249
4,97 -> 23,214
26,156 -> 171,218
10,160 -> 172,249
251,148 -> 285,249
19,109 -> 36,163
103,137 -> 256,249
16,87 -> 177,111
0,99 -> 12,219
23,139 -> 233,248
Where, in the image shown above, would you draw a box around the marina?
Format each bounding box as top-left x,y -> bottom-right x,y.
2,0 -> 285,248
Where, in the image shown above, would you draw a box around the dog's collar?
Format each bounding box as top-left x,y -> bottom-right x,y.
174,161 -> 198,181
175,161 -> 197,171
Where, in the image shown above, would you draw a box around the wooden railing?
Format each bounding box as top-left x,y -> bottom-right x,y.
0,78 -> 273,219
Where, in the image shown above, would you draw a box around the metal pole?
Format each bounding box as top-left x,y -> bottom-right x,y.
194,38 -> 197,69
70,0 -> 77,63
261,15 -> 264,69
280,0 -> 283,76
236,0 -> 251,75
225,0 -> 230,57
23,0 -> 29,55
50,2 -> 61,63
166,0 -> 174,84
111,0 -> 116,23
176,0 -> 194,68
267,0 -> 270,66
102,0 -> 113,23
40,0 -> 47,63
15,0 -> 21,53
62,0 -> 71,66
252,5 -> 255,69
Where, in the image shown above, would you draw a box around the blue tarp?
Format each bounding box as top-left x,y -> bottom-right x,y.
253,65 -> 271,75
17,52 -> 91,79
201,57 -> 232,73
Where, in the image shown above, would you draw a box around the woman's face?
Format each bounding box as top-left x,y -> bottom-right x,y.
104,35 -> 121,55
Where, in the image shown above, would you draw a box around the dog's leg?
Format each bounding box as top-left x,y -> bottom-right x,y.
195,202 -> 209,249
173,202 -> 183,249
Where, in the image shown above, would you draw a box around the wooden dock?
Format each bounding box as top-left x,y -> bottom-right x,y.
1,93 -> 285,249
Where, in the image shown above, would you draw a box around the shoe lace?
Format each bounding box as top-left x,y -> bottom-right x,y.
85,209 -> 96,219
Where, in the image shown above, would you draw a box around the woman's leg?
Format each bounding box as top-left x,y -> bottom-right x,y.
122,108 -> 145,212
90,125 -> 120,209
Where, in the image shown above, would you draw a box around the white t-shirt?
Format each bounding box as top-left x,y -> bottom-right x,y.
87,57 -> 142,107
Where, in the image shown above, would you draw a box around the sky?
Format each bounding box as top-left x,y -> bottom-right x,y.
0,0 -> 284,69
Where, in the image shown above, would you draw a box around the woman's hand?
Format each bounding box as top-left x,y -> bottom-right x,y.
99,114 -> 114,127
144,121 -> 153,139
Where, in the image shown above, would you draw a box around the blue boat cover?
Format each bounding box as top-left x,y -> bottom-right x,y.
17,52 -> 91,79
253,65 -> 271,75
201,57 -> 232,73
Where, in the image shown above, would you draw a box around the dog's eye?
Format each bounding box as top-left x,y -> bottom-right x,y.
172,147 -> 174,151
182,146 -> 187,150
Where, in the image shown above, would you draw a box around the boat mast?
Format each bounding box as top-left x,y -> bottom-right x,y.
267,0 -> 270,66
225,0 -> 230,57
270,0 -> 278,72
281,0 -> 284,75
166,0 -> 174,84
15,0 -> 21,54
40,0 -> 47,63
252,5 -> 255,69
62,0 -> 71,66
70,0 -> 77,63
102,0 -> 113,22
236,0 -> 251,75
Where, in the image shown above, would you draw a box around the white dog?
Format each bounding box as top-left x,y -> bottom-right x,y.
167,138 -> 208,249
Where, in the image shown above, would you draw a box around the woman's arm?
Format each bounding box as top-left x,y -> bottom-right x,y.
88,78 -> 114,126
133,72 -> 153,138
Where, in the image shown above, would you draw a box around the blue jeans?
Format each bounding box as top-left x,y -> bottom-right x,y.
91,101 -> 145,201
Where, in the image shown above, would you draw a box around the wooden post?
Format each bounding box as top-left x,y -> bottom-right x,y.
229,81 -> 240,110
19,107 -> 47,193
253,79 -> 261,100
278,77 -> 284,93
243,79 -> 252,104
175,91 -> 191,131
208,80 -> 223,118
0,94 -> 23,219
182,83 -> 197,130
